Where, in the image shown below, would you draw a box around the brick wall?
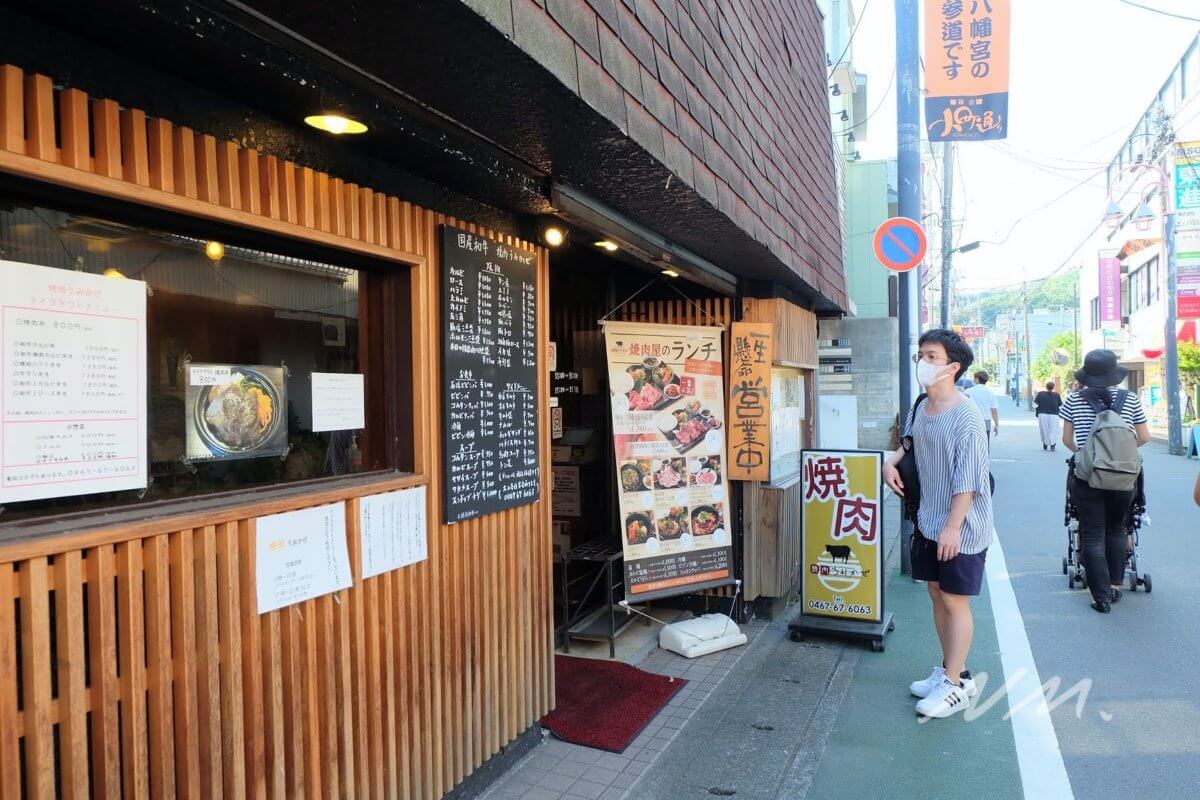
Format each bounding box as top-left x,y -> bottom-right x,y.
468,0 -> 846,309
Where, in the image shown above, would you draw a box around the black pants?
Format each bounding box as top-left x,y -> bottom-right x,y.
1072,478 -> 1133,601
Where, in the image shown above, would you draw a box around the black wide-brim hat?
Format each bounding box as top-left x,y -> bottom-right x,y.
1074,349 -> 1128,388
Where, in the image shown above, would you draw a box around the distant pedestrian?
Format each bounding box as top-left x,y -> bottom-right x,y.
1011,383 -> 1020,406
1035,381 -> 1063,452
964,370 -> 999,438
1060,350 -> 1151,613
884,329 -> 992,719
1194,470 -> 1200,507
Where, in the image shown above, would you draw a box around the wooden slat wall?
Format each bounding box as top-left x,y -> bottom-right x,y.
0,64 -> 553,800
738,298 -> 818,600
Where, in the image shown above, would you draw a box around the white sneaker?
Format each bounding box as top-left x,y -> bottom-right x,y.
915,679 -> 972,718
910,667 -> 978,698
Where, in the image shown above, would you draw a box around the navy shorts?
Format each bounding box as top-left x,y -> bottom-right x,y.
910,533 -> 987,596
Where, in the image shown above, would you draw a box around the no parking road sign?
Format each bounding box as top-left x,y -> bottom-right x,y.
873,217 -> 927,273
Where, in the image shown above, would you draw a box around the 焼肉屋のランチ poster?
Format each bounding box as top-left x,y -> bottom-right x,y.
603,321 -> 734,602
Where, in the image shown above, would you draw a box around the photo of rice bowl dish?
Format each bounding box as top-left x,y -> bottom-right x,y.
690,503 -> 723,537
187,365 -> 288,461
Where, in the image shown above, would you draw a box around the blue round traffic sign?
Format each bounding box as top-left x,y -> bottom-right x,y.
872,217 -> 927,272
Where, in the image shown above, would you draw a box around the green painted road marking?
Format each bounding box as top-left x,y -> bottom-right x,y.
808,564 -> 1024,800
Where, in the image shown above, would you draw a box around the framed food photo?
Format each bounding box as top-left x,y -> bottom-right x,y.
185,363 -> 289,462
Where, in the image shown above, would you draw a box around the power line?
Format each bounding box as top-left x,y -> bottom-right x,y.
1118,0 -> 1200,23
828,0 -> 871,76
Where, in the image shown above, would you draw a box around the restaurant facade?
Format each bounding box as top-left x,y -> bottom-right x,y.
0,1 -> 847,797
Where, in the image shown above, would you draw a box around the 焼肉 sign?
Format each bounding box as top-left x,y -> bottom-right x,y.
924,0 -> 1011,142
603,321 -> 734,602
800,450 -> 884,624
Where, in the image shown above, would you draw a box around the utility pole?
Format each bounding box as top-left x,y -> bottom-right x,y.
940,141 -> 955,328
895,0 -> 920,574
1162,115 -> 1184,455
1023,280 -> 1034,412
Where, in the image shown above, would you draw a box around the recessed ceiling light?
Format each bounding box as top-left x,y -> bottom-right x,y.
304,114 -> 368,135
594,240 -> 619,252
661,269 -> 679,278
543,226 -> 565,247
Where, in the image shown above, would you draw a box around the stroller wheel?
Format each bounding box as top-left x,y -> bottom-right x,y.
1068,573 -> 1075,589
1129,572 -> 1138,592
1062,557 -> 1068,575
1142,574 -> 1152,594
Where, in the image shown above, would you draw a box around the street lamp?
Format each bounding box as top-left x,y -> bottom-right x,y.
939,240 -> 984,327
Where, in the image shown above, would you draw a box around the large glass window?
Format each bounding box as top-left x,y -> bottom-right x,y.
1,198 -> 406,523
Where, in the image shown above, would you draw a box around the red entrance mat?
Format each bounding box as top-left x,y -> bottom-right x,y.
541,655 -> 687,753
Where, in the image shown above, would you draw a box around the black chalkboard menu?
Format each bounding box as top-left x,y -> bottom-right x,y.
440,224 -> 540,523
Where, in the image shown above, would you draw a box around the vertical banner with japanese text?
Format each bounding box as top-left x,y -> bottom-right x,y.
1175,142 -> 1200,319
728,322 -> 773,482
604,321 -> 734,602
924,0 -> 1011,141
1099,252 -> 1123,329
801,450 -> 884,624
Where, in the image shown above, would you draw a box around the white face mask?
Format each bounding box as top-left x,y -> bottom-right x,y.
916,360 -> 953,389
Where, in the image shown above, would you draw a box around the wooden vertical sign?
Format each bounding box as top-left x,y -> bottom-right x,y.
728,322 -> 773,481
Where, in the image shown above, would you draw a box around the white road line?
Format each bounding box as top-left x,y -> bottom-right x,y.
985,535 -> 1075,800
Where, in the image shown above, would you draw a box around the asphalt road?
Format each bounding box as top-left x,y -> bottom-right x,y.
990,397 -> 1200,799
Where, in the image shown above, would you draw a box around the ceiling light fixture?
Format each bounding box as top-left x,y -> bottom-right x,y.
542,226 -> 565,247
102,268 -> 126,279
205,240 -> 225,261
594,240 -> 619,252
304,114 -> 368,135
661,269 -> 679,278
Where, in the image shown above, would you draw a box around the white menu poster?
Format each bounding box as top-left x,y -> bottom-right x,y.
311,372 -> 365,432
255,502 -> 353,613
1,260 -> 147,503
358,486 -> 428,579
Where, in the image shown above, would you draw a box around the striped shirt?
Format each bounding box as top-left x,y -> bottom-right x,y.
904,397 -> 994,555
1059,389 -> 1147,450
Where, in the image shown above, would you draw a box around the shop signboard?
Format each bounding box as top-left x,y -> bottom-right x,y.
1176,229 -> 1200,320
603,321 -> 734,602
799,450 -> 884,624
439,224 -> 540,523
924,0 -> 1011,142
1099,252 -> 1122,329
185,364 -> 289,462
728,322 -> 773,482
1,260 -> 148,502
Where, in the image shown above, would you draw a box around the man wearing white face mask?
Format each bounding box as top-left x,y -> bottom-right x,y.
884,329 -> 993,719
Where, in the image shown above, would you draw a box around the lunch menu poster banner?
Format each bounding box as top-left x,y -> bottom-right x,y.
604,321 -> 734,602
800,450 -> 884,624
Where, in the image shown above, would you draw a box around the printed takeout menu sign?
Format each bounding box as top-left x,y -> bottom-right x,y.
0,260 -> 147,503
603,321 -> 734,603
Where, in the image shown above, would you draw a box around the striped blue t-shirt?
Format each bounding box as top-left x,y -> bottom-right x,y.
904,397 -> 994,555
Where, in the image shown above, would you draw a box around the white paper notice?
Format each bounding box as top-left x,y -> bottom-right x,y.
359,486 -> 428,579
255,502 -> 353,613
311,372 -> 365,432
1,260 -> 148,503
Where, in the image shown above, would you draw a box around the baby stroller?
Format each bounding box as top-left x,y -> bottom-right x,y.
1063,459 -> 1151,593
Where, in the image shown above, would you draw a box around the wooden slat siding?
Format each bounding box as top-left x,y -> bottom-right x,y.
23,73 -> 55,162
174,127 -> 199,200
236,520 -> 268,800
147,117 -> 175,192
0,65 -> 23,153
0,65 -> 555,800
121,108 -> 151,187
741,297 -> 818,368
55,552 -> 90,799
18,557 -> 52,798
58,88 -> 90,170
193,527 -> 224,799
0,565 -> 18,800
116,540 -> 151,799
169,531 -> 203,800
144,534 -> 178,798
214,522 -> 247,799
216,140 -> 241,210
92,98 -> 122,178
87,545 -> 122,799
196,134 -> 220,204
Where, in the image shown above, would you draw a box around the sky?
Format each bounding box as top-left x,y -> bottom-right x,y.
851,0 -> 1200,291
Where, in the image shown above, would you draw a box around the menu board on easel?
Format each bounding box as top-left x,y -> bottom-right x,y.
440,224 -> 540,524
